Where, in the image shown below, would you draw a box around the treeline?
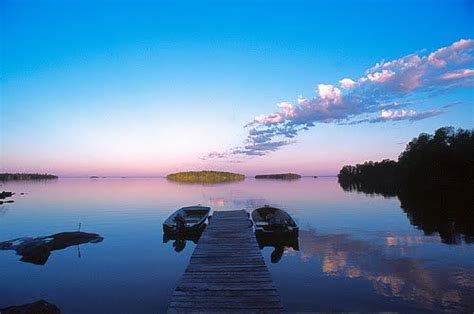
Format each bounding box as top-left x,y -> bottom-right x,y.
0,173 -> 58,181
398,127 -> 473,187
166,170 -> 245,184
338,127 -> 473,190
338,160 -> 399,196
338,127 -> 474,244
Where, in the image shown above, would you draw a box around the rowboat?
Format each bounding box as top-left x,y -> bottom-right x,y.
163,205 -> 211,233
251,205 -> 298,235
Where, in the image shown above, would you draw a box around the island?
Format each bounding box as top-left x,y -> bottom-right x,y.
255,173 -> 302,180
166,170 -> 245,184
0,173 -> 58,181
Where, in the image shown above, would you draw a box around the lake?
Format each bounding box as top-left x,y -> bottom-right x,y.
1,177 -> 473,313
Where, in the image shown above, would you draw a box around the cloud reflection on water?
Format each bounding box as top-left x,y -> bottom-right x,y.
298,229 -> 474,312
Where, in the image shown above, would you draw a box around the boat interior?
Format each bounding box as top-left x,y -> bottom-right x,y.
252,207 -> 296,226
178,208 -> 209,222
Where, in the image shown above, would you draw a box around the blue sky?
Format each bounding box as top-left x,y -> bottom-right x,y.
1,0 -> 473,176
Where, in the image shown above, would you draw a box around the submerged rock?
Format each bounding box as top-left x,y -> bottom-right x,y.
0,300 -> 60,314
0,231 -> 104,265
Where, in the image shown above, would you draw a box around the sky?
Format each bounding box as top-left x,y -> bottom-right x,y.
1,0 -> 473,176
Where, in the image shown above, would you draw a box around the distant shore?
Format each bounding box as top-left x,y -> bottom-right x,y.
0,173 -> 58,181
255,173 -> 301,180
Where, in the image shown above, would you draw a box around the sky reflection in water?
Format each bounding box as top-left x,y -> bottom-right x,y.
0,178 -> 472,313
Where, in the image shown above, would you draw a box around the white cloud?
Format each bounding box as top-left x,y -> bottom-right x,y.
380,109 -> 416,119
277,101 -> 298,118
317,84 -> 342,104
339,78 -> 356,89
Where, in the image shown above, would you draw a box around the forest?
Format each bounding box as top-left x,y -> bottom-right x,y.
338,127 -> 473,190
338,127 -> 474,244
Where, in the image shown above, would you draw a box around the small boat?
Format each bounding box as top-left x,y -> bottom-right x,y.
163,205 -> 211,233
252,205 -> 298,235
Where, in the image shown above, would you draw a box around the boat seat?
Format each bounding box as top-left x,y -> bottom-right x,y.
185,217 -> 202,222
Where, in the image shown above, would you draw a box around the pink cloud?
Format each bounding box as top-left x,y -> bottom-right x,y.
205,39 -> 473,158
428,39 -> 474,67
365,69 -> 396,83
440,69 -> 474,80
252,113 -> 284,125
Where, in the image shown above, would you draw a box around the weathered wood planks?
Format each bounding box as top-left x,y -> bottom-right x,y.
168,210 -> 283,313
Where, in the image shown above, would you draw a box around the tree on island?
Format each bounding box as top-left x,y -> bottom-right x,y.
255,173 -> 302,180
166,170 -> 245,184
0,173 -> 58,181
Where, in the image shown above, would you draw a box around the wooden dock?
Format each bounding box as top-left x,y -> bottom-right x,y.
168,210 -> 283,313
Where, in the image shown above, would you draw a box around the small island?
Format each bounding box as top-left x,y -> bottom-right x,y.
0,173 -> 58,181
166,170 -> 245,184
255,173 -> 302,180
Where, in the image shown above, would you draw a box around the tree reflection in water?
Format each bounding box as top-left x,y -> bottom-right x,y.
339,180 -> 474,244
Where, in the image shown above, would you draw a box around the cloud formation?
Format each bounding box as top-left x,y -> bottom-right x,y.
208,39 -> 474,158
344,109 -> 444,125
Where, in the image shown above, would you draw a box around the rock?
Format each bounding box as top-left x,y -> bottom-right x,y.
0,231 -> 104,265
1,300 -> 60,314
0,191 -> 14,199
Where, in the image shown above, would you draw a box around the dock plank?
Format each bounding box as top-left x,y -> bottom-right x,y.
168,210 -> 283,313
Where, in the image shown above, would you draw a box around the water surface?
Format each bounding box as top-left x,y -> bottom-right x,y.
1,178 -> 473,312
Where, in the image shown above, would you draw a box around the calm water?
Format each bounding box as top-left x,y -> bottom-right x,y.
1,178 -> 473,313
